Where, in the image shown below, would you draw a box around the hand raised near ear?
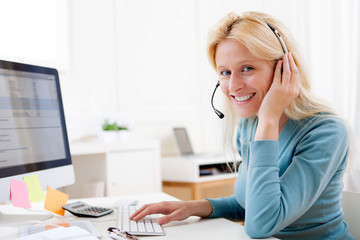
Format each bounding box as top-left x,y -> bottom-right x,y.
255,52 -> 300,141
257,52 -> 300,122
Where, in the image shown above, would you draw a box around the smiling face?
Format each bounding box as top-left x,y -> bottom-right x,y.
215,38 -> 275,118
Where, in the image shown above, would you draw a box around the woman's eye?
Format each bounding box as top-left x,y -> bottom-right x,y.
242,66 -> 254,72
220,70 -> 231,76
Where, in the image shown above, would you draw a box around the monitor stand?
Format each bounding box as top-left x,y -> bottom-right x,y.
0,211 -> 51,225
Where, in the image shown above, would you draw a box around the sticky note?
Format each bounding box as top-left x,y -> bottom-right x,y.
10,179 -> 31,208
44,186 -> 69,216
45,222 -> 70,230
23,175 -> 45,202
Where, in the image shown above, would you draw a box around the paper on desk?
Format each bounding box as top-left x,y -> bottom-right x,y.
17,225 -> 98,240
10,179 -> 32,208
44,186 -> 69,216
23,175 -> 45,203
19,221 -> 101,237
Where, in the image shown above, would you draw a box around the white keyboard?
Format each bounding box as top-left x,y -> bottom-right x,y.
117,205 -> 164,236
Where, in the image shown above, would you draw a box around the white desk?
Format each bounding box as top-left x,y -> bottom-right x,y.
63,140 -> 161,198
0,192 -> 277,239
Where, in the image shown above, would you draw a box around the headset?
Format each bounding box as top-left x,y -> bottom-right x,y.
211,21 -> 288,119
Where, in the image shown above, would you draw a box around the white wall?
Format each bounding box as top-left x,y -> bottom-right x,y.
60,0 -> 118,113
59,0 -> 359,157
0,0 -> 68,69
61,0 -> 224,156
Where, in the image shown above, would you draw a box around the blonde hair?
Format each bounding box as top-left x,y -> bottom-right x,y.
207,11 -> 333,121
207,12 -> 346,170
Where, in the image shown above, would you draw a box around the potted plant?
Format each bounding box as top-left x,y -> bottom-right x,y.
101,119 -> 129,142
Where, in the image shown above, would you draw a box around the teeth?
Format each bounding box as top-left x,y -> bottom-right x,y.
235,94 -> 254,102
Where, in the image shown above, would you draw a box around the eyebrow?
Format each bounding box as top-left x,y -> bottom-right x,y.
216,60 -> 257,71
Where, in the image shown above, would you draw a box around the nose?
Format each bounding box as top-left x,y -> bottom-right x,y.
228,73 -> 245,92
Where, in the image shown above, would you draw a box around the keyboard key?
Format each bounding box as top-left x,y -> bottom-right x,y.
137,220 -> 146,232
144,219 -> 154,232
130,206 -> 136,214
117,205 -> 164,236
152,219 -> 163,233
122,212 -> 130,231
130,220 -> 138,232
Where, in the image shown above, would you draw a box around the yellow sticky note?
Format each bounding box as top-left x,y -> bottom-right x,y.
44,186 -> 69,216
23,175 -> 45,202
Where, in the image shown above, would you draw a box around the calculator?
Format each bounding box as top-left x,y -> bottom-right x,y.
62,201 -> 114,217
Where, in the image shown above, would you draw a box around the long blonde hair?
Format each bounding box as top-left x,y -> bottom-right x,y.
207,12 -> 343,169
207,11 -> 333,121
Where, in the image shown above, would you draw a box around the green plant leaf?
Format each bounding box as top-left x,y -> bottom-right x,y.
102,119 -> 128,131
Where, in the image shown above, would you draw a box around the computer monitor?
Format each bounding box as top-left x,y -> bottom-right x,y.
0,59 -> 75,223
173,127 -> 194,156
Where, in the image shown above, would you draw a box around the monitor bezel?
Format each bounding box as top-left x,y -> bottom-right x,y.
0,59 -> 72,178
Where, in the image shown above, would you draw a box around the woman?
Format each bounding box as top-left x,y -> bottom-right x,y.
131,11 -> 353,239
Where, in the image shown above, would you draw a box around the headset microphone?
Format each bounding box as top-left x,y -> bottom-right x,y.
211,81 -> 225,119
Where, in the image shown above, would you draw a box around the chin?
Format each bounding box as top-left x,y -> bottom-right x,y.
236,111 -> 257,118
231,101 -> 259,118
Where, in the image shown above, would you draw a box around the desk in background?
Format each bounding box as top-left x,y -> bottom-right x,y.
0,192 -> 277,239
62,140 -> 161,198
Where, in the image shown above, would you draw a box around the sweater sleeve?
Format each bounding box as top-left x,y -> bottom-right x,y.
206,121 -> 245,221
206,195 -> 245,220
244,119 -> 349,238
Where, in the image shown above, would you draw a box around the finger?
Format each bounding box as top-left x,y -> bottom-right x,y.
288,52 -> 296,68
130,205 -> 148,220
281,53 -> 291,84
157,209 -> 185,225
273,60 -> 283,85
132,202 -> 175,221
158,214 -> 175,225
130,204 -> 156,220
288,52 -> 299,81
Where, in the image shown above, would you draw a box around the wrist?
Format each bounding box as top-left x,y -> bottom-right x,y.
255,118 -> 279,141
190,200 -> 213,218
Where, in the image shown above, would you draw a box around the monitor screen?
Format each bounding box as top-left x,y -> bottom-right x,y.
173,127 -> 194,155
0,59 -> 74,203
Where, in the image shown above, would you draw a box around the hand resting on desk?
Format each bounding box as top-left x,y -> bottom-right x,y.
130,200 -> 213,225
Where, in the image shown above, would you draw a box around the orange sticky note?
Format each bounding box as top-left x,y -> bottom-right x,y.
10,179 -> 31,208
23,175 -> 45,202
44,186 -> 69,216
45,222 -> 70,230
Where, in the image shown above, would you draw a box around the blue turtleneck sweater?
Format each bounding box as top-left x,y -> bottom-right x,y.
207,115 -> 353,239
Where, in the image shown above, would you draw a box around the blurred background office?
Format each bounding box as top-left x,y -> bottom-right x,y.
0,0 -> 359,190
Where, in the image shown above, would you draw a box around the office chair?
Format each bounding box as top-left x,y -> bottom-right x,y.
341,191 -> 360,239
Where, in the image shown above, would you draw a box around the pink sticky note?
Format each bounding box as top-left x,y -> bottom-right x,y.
10,179 -> 31,208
